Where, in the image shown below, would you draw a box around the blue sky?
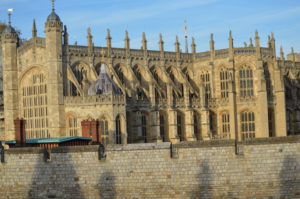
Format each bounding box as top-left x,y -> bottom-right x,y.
0,0 -> 299,55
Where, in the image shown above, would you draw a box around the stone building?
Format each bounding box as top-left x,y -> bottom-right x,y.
1,3 -> 300,144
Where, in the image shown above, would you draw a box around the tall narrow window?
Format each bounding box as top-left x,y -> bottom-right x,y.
239,67 -> 254,98
115,116 -> 122,144
220,70 -> 229,98
160,115 -> 165,142
141,115 -> 147,142
177,114 -> 183,141
68,117 -> 78,136
201,72 -> 211,100
194,113 -> 200,140
221,113 -> 230,135
268,109 -> 275,137
241,111 -> 255,140
100,119 -> 109,145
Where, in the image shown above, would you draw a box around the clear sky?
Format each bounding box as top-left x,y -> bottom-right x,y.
0,0 -> 299,55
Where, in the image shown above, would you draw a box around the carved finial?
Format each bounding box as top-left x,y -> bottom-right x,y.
125,30 -> 129,39
191,37 -> 196,54
159,33 -> 164,52
291,47 -> 294,54
142,32 -> 147,51
51,0 -> 55,12
244,42 -> 247,47
176,35 -> 179,43
210,33 -> 214,41
280,46 -> 284,60
229,30 -> 232,39
271,32 -> 274,40
7,8 -> 13,26
87,27 -> 91,36
107,29 -> 111,37
192,37 -> 195,45
249,38 -> 253,47
32,19 -> 37,38
255,30 -> 259,37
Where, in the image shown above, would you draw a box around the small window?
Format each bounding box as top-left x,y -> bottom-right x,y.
241,111 -> 255,140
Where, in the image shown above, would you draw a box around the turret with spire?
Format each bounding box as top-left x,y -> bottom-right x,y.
44,0 -> 65,137
2,9 -> 19,140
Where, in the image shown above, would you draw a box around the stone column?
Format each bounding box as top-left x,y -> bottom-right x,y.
150,110 -> 161,142
256,65 -> 269,138
200,108 -> 210,140
168,109 -> 180,143
184,109 -> 196,141
273,68 -> 287,137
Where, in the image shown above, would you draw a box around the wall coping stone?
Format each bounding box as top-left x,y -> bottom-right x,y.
4,136 -> 300,154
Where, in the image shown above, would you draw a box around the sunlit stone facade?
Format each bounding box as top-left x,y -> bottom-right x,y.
1,8 -> 299,144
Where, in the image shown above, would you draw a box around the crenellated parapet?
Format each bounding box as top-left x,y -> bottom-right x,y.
64,94 -> 125,106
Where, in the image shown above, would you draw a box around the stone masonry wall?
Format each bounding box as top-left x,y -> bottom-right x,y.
0,136 -> 300,199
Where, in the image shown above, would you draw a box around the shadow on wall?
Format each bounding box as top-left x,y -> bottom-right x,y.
27,148 -> 85,199
280,154 -> 300,198
99,170 -> 116,199
191,159 -> 213,199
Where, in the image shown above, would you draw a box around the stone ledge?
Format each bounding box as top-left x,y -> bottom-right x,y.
238,135 -> 300,145
106,142 -> 171,151
6,147 -> 45,154
4,136 -> 300,154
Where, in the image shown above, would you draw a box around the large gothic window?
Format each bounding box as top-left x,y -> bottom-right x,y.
100,119 -> 109,145
200,72 -> 211,100
241,111 -> 255,140
239,67 -> 254,98
220,70 -> 229,98
21,71 -> 49,138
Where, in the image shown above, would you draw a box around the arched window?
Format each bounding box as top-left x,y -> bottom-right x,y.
21,71 -> 49,139
159,114 -> 165,142
177,113 -> 183,141
220,70 -> 229,98
241,111 -> 255,140
67,117 -> 78,136
141,114 -> 147,142
221,113 -> 230,135
100,119 -> 109,145
200,72 -> 211,100
115,116 -> 122,144
239,67 -> 254,98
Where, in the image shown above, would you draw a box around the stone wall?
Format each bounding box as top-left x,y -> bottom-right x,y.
0,136 -> 300,199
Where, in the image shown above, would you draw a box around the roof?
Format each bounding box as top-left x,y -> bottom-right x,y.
5,136 -> 92,145
47,11 -> 61,22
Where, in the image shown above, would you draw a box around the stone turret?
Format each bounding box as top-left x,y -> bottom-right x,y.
2,12 -> 19,140
44,1 -> 65,137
